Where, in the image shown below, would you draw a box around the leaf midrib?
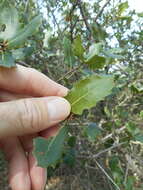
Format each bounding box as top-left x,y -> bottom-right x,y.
71,91 -> 89,106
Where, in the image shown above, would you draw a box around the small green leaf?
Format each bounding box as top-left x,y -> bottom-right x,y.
102,49 -> 124,59
63,148 -> 76,167
135,135 -> 143,143
126,122 -> 140,136
67,136 -> 76,147
109,156 -> 120,172
12,47 -> 35,60
0,1 -> 19,40
84,43 -> 106,69
12,48 -> 25,60
91,23 -> 108,41
63,37 -> 75,66
8,15 -> 42,48
118,2 -> 129,16
0,52 -> 16,68
109,156 -> 123,183
125,176 -> 135,190
137,12 -> 143,17
66,74 -> 114,115
72,35 -> 85,60
84,123 -> 101,142
85,43 -> 103,58
33,126 -> 68,168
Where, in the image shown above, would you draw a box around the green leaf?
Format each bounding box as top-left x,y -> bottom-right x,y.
33,126 -> 68,168
65,74 -> 114,115
84,43 -> 106,69
0,51 -> 16,68
109,156 -> 123,183
126,122 -> 140,136
8,15 -> 42,48
135,135 -> 143,143
109,156 -> 120,172
63,37 -> 75,67
0,1 -> 19,40
102,49 -> 124,59
12,47 -> 35,60
86,55 -> 106,69
72,35 -> 85,60
130,83 -> 143,93
118,2 -> 129,16
84,123 -> 101,142
137,12 -> 143,17
140,110 -> 143,118
91,23 -> 108,41
85,43 -> 103,58
63,148 -> 76,167
12,48 -> 25,60
67,136 -> 76,147
125,176 -> 135,190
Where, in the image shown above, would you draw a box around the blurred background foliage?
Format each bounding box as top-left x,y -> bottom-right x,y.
0,0 -> 143,189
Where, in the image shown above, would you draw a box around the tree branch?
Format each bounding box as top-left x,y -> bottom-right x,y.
95,0 -> 112,22
88,161 -> 121,190
77,0 -> 92,38
46,2 -> 62,38
57,65 -> 82,82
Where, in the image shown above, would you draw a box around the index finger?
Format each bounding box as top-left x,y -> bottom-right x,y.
0,65 -> 68,97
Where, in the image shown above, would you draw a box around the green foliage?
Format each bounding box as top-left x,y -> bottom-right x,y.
0,1 -> 41,68
67,136 -> 76,147
140,110 -> 143,118
125,176 -> 136,190
135,135 -> 143,143
63,37 -> 75,66
8,15 -> 42,48
84,122 -> 101,142
0,51 -> 15,68
91,23 -> 108,41
137,12 -> 143,17
130,82 -> 143,93
118,2 -> 129,16
66,74 -> 114,115
63,148 -> 76,167
0,2 -> 18,40
126,122 -> 140,136
109,156 -> 123,185
72,35 -> 85,60
84,43 -> 106,69
33,126 -> 68,168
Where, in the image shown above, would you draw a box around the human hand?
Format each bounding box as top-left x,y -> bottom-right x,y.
0,65 -> 71,190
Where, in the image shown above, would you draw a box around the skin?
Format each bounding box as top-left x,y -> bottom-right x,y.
0,65 -> 71,190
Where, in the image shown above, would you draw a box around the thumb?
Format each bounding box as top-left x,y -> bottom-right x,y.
0,97 -> 71,138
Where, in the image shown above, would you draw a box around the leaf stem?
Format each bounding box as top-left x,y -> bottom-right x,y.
77,0 -> 92,39
57,64 -> 82,82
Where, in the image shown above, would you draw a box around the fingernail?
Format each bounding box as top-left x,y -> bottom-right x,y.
57,87 -> 69,97
47,97 -> 71,121
42,169 -> 47,190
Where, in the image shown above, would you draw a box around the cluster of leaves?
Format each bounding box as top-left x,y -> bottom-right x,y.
0,0 -> 41,67
65,35 -> 123,70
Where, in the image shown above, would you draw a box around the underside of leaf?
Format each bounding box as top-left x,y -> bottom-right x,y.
0,51 -> 16,68
0,1 -> 19,40
33,126 -> 68,168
